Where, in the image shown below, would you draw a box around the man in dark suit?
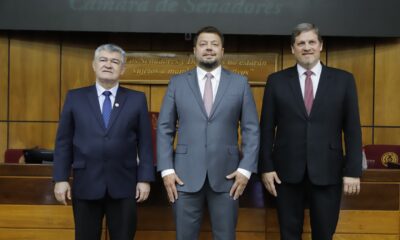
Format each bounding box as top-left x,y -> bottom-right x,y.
53,44 -> 155,240
157,26 -> 260,240
259,23 -> 362,240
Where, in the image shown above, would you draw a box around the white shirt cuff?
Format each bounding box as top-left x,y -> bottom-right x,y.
161,169 -> 175,178
237,168 -> 251,179
162,168 -> 251,179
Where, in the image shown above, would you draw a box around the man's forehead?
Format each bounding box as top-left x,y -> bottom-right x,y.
295,31 -> 319,41
197,33 -> 222,42
97,50 -> 122,58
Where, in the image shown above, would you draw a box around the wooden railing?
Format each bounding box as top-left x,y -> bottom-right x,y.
0,164 -> 265,240
1,164 -> 399,240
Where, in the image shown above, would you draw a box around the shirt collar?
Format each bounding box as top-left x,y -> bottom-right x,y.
196,66 -> 222,80
96,82 -> 119,97
296,61 -> 322,77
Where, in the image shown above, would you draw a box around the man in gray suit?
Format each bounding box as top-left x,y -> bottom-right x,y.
157,26 -> 260,240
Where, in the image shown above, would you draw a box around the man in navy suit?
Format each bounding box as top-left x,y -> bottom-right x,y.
53,44 -> 155,240
259,23 -> 362,240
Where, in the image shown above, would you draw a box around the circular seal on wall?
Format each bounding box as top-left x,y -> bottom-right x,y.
381,152 -> 399,167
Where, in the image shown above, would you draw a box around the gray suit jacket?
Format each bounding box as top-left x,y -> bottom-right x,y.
157,68 -> 260,193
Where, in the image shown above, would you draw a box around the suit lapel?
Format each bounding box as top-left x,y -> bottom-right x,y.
86,85 -> 107,130
106,87 -> 127,132
310,66 -> 330,118
287,67 -> 308,119
187,69 -> 208,117
209,68 -> 231,119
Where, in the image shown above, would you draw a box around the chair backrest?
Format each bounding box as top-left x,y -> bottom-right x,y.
363,144 -> 400,168
4,149 -> 24,164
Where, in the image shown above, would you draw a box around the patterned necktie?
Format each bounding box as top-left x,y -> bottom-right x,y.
304,70 -> 314,115
102,91 -> 112,128
203,72 -> 213,117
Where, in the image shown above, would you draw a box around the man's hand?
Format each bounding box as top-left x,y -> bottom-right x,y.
343,177 -> 360,195
136,182 -> 151,202
226,171 -> 249,200
261,171 -> 281,197
54,181 -> 71,205
162,173 -> 184,203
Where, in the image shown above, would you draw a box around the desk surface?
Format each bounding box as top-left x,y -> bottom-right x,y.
0,164 -> 265,207
1,164 -> 399,209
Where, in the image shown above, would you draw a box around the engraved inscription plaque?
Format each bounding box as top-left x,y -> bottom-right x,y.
121,52 -> 278,85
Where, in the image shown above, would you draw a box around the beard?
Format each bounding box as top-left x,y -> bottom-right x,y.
198,59 -> 220,71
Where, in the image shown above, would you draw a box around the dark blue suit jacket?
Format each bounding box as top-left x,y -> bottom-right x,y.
53,85 -> 155,199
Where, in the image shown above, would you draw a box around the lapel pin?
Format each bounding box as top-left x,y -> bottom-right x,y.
115,103 -> 119,108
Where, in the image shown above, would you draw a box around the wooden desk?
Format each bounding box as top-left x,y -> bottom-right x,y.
1,165 -> 398,240
265,169 -> 400,240
0,164 -> 265,240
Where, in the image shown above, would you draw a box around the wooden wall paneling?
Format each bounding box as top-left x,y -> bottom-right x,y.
0,177 -> 58,205
0,164 -> 53,176
9,34 -> 60,121
0,123 -> 7,163
266,209 -> 399,234
375,39 -> 400,126
150,86 -> 167,112
340,183 -> 399,210
151,34 -> 193,51
0,33 -> 8,121
135,231 -> 175,240
61,42 -> 97,108
373,127 -> 400,145
136,231 -> 265,240
0,229 -> 75,240
281,37 -> 327,71
333,235 -> 398,240
335,210 -> 400,234
0,229 -> 106,240
199,232 -> 265,240
252,86 -> 264,118
266,233 -> 398,240
362,127 -> 373,146
0,204 -> 74,228
326,38 -> 374,126
8,122 -> 58,149
121,85 -> 151,108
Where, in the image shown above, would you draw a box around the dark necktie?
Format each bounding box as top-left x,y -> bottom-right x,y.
102,91 -> 112,128
304,70 -> 314,115
203,73 -> 213,117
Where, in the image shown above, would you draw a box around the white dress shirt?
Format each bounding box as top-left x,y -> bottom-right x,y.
297,61 -> 322,98
96,82 -> 118,112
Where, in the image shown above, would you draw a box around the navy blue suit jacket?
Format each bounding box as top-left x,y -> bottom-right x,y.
53,85 -> 155,199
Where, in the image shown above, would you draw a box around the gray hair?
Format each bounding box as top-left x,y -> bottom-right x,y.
94,43 -> 126,64
291,23 -> 323,46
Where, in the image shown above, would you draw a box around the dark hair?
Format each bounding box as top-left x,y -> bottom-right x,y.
291,23 -> 323,46
193,26 -> 224,46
